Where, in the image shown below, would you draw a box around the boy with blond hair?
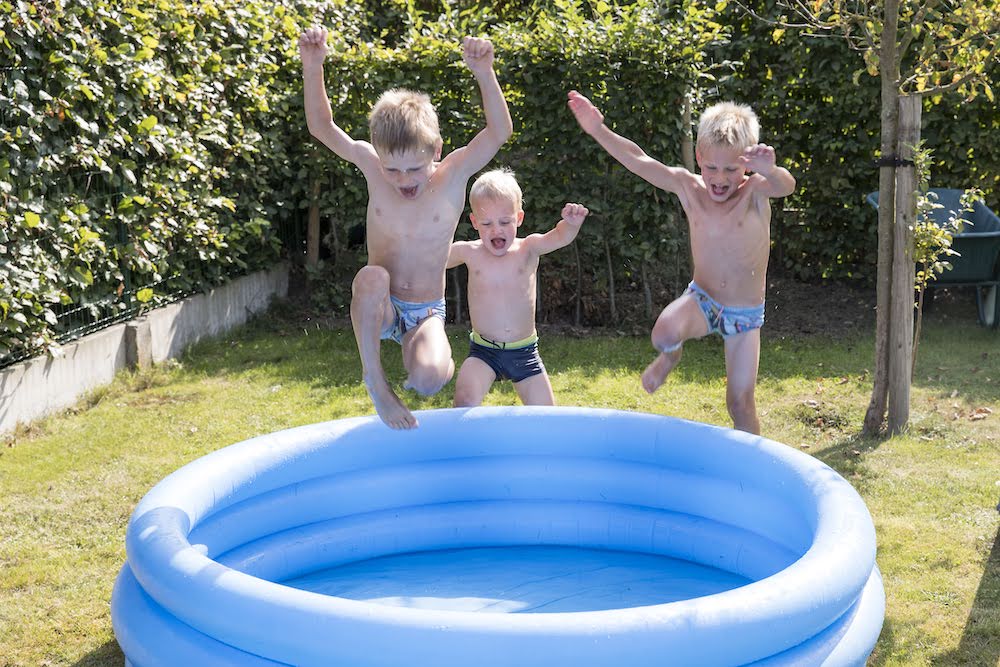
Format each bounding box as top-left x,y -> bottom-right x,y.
447,169 -> 588,407
567,91 -> 795,434
299,28 -> 512,429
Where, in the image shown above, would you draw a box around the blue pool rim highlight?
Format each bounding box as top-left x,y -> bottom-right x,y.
111,407 -> 885,666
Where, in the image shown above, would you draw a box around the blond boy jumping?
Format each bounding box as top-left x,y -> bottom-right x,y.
299,28 -> 512,429
447,169 -> 588,407
568,91 -> 795,434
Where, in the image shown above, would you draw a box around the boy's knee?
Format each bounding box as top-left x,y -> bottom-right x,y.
407,365 -> 453,396
453,389 -> 478,408
352,265 -> 390,296
726,387 -> 756,415
651,330 -> 682,355
408,376 -> 447,397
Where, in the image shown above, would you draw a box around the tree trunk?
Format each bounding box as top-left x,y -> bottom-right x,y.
306,179 -> 321,294
864,0 -> 901,436
604,237 -> 617,322
641,261 -> 653,320
450,268 -> 463,326
887,93 -> 920,434
573,242 -> 582,327
681,93 -> 696,172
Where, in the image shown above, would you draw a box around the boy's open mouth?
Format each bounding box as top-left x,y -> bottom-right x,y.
490,238 -> 506,250
399,185 -> 419,199
711,184 -> 729,197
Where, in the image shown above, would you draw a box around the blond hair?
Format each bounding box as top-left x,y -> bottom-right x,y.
696,102 -> 760,151
469,168 -> 523,211
368,88 -> 441,156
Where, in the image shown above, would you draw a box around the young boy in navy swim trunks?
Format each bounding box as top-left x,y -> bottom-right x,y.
447,169 -> 589,406
300,28 -> 512,429
568,92 -> 795,434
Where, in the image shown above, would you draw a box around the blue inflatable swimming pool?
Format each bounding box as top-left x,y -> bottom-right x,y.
111,407 -> 884,666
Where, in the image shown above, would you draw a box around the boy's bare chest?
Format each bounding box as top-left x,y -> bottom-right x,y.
369,201 -> 462,245
689,193 -> 767,242
470,250 -> 537,288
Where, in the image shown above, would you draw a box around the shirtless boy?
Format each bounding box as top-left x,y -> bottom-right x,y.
299,27 -> 512,429
568,91 -> 795,434
447,169 -> 588,407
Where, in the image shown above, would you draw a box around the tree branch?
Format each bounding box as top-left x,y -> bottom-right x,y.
904,36 -> 1000,95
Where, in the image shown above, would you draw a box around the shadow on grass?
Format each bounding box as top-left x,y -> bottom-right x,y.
809,431 -> 882,481
931,525 -> 1000,667
867,616 -> 900,666
71,639 -> 122,667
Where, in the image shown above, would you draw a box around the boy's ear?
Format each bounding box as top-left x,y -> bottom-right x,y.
469,212 -> 480,230
516,210 -> 525,226
434,139 -> 443,161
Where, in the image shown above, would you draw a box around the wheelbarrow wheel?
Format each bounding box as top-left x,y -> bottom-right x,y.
977,284 -> 998,328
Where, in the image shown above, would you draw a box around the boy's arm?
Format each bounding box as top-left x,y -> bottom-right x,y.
300,27 -> 379,172
742,144 -> 796,199
567,90 -> 689,195
523,203 -> 589,255
447,240 -> 474,269
440,38 -> 513,177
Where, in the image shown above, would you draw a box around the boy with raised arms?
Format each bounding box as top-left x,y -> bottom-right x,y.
568,91 -> 795,434
448,169 -> 588,407
299,28 -> 512,429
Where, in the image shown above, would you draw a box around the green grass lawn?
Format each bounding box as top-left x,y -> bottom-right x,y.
1,304 -> 997,666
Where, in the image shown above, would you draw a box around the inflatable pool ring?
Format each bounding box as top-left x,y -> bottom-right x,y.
112,407 -> 884,666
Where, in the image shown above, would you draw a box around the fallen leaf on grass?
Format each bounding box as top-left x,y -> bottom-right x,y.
969,407 -> 993,421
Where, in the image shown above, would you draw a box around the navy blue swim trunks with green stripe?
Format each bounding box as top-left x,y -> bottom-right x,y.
467,331 -> 545,383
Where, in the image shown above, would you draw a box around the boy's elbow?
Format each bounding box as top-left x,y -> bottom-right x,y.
781,175 -> 796,197
494,119 -> 513,143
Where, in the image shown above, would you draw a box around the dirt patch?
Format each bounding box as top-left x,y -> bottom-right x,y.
764,277 -> 876,339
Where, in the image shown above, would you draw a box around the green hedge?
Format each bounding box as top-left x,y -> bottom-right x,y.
9,0 -> 990,357
0,0 -> 339,359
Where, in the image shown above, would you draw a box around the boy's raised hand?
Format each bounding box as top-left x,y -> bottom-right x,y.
562,202 -> 589,227
740,143 -> 778,175
299,27 -> 328,67
567,90 -> 604,135
462,37 -> 494,77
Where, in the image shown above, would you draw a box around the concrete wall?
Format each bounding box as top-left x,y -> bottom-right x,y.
0,263 -> 289,436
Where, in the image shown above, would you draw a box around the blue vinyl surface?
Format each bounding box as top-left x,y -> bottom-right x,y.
112,407 -> 884,667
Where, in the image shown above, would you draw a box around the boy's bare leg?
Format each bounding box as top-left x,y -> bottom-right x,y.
514,372 -> 555,406
723,329 -> 761,434
351,266 -> 418,430
453,357 -> 496,407
642,295 -> 708,393
401,316 -> 454,396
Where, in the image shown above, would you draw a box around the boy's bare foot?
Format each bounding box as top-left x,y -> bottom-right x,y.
364,376 -> 418,429
641,352 -> 677,394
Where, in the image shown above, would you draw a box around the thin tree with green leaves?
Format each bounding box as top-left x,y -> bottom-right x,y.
733,0 -> 1000,434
